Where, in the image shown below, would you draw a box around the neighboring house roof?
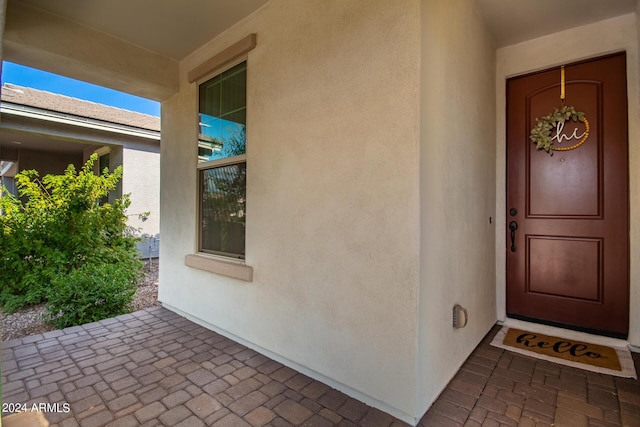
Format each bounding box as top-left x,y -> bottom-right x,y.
1,83 -> 160,133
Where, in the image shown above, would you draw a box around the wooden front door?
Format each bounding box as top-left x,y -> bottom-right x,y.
506,53 -> 629,338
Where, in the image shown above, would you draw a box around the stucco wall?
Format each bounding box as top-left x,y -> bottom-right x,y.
159,0 -> 422,421
495,13 -> 640,346
122,146 -> 160,237
418,0 -> 497,415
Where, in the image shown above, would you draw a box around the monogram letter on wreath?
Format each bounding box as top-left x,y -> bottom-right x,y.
529,66 -> 590,156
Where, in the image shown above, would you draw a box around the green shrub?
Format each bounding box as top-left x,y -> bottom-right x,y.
46,263 -> 139,329
0,154 -> 143,319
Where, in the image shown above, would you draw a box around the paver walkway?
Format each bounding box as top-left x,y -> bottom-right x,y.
1,306 -> 639,426
1,307 -> 406,427
420,328 -> 640,427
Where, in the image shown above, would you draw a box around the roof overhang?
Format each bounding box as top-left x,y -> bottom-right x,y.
0,101 -> 160,155
3,0 -> 270,101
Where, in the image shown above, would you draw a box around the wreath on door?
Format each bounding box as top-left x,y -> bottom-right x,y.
530,105 -> 590,155
529,66 -> 590,156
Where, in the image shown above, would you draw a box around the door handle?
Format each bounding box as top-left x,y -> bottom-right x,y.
509,221 -> 518,252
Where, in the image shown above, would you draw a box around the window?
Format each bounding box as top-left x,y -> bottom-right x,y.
0,161 -> 18,199
197,61 -> 247,259
1,176 -> 17,199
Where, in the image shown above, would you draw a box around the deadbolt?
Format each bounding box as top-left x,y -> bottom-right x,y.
509,208 -> 518,217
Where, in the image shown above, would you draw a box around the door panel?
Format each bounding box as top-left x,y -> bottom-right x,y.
506,53 -> 629,337
526,236 -> 602,301
528,82 -> 601,217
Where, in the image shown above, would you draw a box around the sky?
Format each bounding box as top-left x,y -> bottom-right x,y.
1,61 -> 161,117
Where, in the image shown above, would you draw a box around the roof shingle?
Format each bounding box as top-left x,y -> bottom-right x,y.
1,83 -> 160,132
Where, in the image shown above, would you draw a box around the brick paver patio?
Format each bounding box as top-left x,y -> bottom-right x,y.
2,306 -> 639,426
420,328 -> 640,427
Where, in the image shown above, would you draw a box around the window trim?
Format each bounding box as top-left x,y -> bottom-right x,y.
188,48 -> 253,279
188,34 -> 256,84
185,253 -> 253,282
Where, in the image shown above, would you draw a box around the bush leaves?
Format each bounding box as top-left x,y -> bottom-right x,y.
0,154 -> 142,325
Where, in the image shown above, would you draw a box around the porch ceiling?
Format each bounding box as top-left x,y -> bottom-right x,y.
7,0 -> 637,64
476,0 -> 638,47
10,0 -> 270,61
4,0 -> 637,102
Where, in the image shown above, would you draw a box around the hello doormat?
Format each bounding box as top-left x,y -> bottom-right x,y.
491,326 -> 637,378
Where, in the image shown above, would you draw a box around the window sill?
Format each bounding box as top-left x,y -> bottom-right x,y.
185,253 -> 253,282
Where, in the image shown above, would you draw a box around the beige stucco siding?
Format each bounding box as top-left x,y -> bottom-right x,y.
495,13 -> 640,348
122,147 -> 160,237
159,0 -> 422,421
418,0 -> 498,414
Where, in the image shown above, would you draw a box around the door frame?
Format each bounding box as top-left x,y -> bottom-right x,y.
494,15 -> 640,346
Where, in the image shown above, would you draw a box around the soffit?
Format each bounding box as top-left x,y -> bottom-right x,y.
476,0 -> 637,47
0,132 -> 87,155
11,0 -> 270,61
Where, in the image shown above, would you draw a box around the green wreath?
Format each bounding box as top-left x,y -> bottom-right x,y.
530,105 -> 588,156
